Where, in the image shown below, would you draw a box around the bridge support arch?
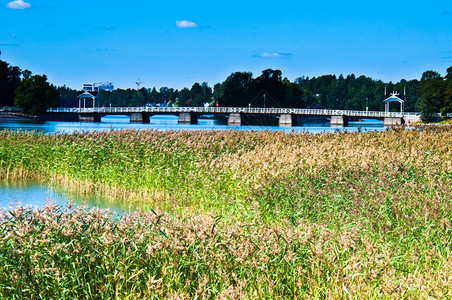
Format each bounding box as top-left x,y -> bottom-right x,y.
403,115 -> 420,125
330,115 -> 348,127
178,112 -> 198,124
130,113 -> 150,123
228,113 -> 242,126
383,117 -> 404,126
78,113 -> 101,122
279,114 -> 293,127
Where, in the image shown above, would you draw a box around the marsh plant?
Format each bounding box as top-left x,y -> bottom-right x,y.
0,126 -> 451,298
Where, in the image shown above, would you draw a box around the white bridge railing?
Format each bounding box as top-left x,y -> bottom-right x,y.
47,106 -> 428,118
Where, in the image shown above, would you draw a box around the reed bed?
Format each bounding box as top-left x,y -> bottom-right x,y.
0,126 -> 451,298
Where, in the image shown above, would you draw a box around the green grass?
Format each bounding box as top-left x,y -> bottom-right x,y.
0,126 -> 451,298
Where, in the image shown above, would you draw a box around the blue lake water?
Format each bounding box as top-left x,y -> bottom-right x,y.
0,115 -> 386,134
0,180 -> 136,213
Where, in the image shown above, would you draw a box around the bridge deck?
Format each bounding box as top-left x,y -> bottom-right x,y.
48,106 -> 421,119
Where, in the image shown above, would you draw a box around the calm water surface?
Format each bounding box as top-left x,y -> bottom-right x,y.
0,115 -> 385,211
0,180 -> 138,213
0,115 -> 385,134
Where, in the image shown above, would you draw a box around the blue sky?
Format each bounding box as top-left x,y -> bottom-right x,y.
1,0 -> 451,90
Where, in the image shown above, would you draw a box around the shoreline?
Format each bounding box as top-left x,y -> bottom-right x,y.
0,112 -> 38,121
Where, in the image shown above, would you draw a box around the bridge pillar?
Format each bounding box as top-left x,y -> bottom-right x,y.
383,117 -> 404,126
403,115 -> 421,125
330,115 -> 348,127
78,113 -> 101,122
279,114 -> 293,127
178,112 -> 198,124
228,113 -> 242,126
130,113 -> 150,123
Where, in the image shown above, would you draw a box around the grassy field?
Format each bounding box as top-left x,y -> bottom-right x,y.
0,126 -> 451,298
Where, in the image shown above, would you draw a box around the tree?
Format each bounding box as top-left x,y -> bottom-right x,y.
159,87 -> 177,104
58,85 -> 79,107
200,82 -> 213,105
396,79 -> 419,112
186,82 -> 213,107
220,72 -> 254,107
212,83 -> 224,106
253,69 -> 285,107
0,60 -> 22,106
418,71 -> 445,122
14,74 -> 58,115
130,88 -> 147,107
296,76 -> 316,107
149,87 -> 161,104
177,88 -> 191,107
187,82 -> 203,106
442,66 -> 452,115
283,78 -> 303,108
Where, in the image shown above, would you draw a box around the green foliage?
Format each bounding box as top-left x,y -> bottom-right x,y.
215,71 -> 254,107
184,82 -> 212,107
0,127 -> 452,297
213,69 -> 304,108
442,66 -> 452,114
254,69 -> 285,107
418,70 -> 445,122
175,87 -> 188,107
0,60 -> 21,107
283,78 -> 304,107
14,74 -> 58,115
58,85 -> 79,107
297,74 -> 421,112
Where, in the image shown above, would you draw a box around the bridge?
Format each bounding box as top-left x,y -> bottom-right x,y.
45,106 -> 423,127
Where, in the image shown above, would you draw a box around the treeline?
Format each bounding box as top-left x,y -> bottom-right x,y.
59,83 -> 213,109
70,68 -> 451,119
214,70 -> 420,111
1,58 -> 451,121
418,70 -> 452,122
298,74 -> 419,111
0,60 -> 58,115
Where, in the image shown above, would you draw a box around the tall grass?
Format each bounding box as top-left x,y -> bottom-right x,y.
0,126 -> 451,297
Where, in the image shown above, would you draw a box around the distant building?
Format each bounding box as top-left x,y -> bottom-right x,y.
82,82 -> 114,92
77,91 -> 97,109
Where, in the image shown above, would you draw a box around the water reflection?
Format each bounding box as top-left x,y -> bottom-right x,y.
0,180 -> 136,214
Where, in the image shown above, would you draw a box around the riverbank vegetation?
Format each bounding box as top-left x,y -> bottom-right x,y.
0,127 -> 451,297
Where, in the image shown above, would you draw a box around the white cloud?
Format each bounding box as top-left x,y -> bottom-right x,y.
6,0 -> 31,9
176,20 -> 198,29
254,53 -> 292,59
